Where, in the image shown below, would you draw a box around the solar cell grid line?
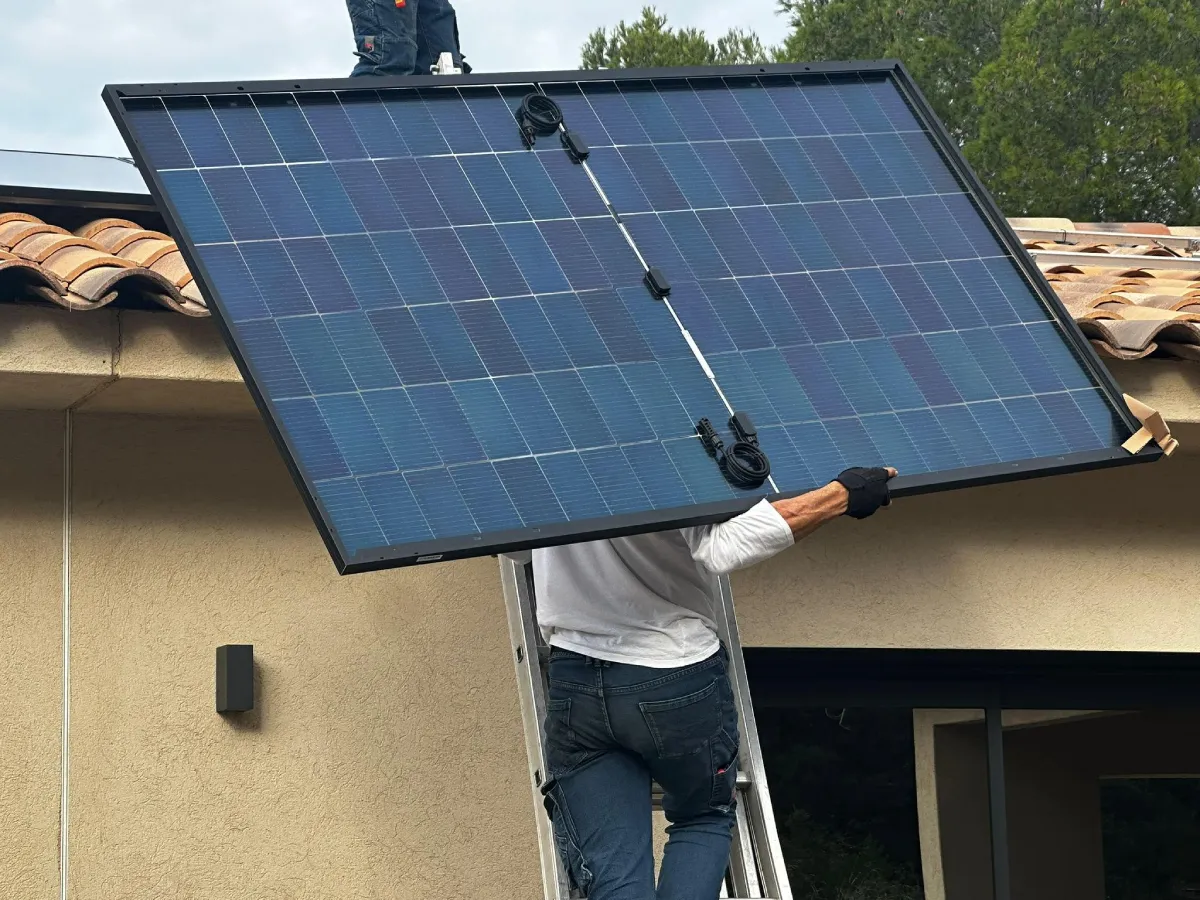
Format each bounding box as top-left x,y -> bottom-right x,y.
540,70 -> 1143,498
105,62 -> 1157,573
111,82 -> 782,571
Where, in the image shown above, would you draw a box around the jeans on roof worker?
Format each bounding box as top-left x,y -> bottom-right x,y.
505,466 -> 897,900
344,0 -> 469,76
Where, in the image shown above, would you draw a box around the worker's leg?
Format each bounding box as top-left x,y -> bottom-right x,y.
345,0 -> 419,76
412,0 -> 463,74
636,650 -> 740,900
542,651 -> 656,899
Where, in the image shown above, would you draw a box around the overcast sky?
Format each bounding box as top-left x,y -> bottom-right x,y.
0,1 -> 789,159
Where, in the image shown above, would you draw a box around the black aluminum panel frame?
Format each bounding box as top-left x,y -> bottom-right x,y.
102,61 -> 1161,575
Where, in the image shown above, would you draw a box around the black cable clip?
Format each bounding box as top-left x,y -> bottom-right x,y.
516,94 -> 563,149
696,412 -> 771,489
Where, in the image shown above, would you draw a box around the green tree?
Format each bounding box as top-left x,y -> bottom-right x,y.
581,6 -> 769,69
777,0 -> 1023,145
581,1 -> 1200,223
966,0 -> 1200,223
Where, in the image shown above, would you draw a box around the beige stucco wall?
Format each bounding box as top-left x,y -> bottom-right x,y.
2,412 -> 540,900
0,412 -> 63,900
735,441 -> 1200,651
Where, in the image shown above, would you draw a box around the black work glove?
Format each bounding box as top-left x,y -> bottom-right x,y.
835,467 -> 893,519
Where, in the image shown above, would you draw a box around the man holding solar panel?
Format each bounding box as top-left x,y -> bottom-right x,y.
506,466 -> 896,900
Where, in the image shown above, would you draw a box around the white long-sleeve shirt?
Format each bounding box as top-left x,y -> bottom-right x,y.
504,499 -> 794,668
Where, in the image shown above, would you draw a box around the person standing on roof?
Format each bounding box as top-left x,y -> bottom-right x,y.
344,0 -> 469,77
506,466 -> 897,900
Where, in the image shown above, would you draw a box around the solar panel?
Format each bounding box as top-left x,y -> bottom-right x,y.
104,64 -> 1156,573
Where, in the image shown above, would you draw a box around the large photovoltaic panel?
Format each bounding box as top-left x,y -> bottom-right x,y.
104,64 -> 1155,573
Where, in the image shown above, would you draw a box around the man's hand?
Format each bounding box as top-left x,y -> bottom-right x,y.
833,467 -> 898,519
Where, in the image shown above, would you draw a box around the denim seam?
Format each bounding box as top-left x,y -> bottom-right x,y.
601,655 -> 723,696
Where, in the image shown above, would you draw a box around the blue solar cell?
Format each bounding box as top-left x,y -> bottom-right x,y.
811,270 -> 880,340
494,457 -> 567,524
495,376 -> 574,454
623,442 -> 694,509
237,319 -> 309,399
580,448 -> 652,516
123,99 -> 193,169
449,463 -> 524,533
620,362 -> 694,440
410,303 -> 488,381
317,480 -> 386,551
454,300 -> 532,377
536,370 -> 616,450
367,307 -> 444,386
861,414 -> 931,476
816,343 -> 892,416
193,244 -> 268,323
362,388 -> 442,470
413,230 -> 487,301
419,86 -> 489,154
327,234 -> 402,311
496,297 -> 572,371
119,71 -> 1139,567
361,473 -> 435,546
578,367 -> 655,445
317,393 -> 396,477
459,87 -> 526,153
578,290 -> 654,364
276,315 -> 356,396
455,227 -> 530,299
727,80 -> 793,140
297,93 -> 367,161
275,398 -> 349,481
200,168 -> 275,241
450,379 -> 530,460
285,238 -> 359,313
459,155 -> 530,223
408,383 -> 487,466
379,89 -> 450,157
537,453 -> 611,521
321,311 -> 401,391
405,468 -> 478,535
336,89 -> 410,159
833,80 -> 894,134
252,94 -> 324,163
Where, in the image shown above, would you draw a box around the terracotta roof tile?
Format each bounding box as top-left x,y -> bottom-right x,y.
1,208 -> 1197,363
1017,219 -> 1200,361
0,211 -> 206,316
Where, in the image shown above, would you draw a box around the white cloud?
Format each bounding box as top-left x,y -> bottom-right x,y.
0,0 -> 788,157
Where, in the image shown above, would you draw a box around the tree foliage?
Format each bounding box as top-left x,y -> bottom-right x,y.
580,1 -> 1200,224
581,7 -> 768,69
967,0 -> 1200,223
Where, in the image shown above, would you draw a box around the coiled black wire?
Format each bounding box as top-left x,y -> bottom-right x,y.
697,416 -> 772,489
721,440 -> 772,488
518,94 -> 564,145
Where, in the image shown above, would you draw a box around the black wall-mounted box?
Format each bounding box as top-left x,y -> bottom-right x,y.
216,644 -> 254,714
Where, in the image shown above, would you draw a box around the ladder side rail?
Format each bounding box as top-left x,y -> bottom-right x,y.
712,574 -> 793,900
500,558 -> 573,900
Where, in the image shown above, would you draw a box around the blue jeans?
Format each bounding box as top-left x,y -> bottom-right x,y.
345,0 -> 462,77
541,647 -> 739,900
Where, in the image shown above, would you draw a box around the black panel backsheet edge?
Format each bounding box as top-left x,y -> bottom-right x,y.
101,62 -> 1162,575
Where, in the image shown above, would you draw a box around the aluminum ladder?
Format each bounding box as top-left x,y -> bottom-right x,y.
499,557 -> 793,900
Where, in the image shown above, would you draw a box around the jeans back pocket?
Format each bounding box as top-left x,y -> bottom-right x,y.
639,678 -> 722,758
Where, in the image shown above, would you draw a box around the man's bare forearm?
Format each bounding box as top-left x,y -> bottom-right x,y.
770,482 -> 850,540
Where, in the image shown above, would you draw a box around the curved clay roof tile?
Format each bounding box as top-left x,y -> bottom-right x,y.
39,246 -> 135,282
0,220 -> 65,251
75,218 -> 143,241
